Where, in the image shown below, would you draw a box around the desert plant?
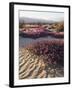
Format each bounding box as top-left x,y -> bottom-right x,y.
25,40 -> 64,67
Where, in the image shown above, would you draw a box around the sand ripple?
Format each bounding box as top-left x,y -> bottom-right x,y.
19,48 -> 64,79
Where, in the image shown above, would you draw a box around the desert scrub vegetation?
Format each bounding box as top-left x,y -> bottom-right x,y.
50,21 -> 64,32
25,40 -> 64,67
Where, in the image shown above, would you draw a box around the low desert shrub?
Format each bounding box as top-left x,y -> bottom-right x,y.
26,40 -> 64,66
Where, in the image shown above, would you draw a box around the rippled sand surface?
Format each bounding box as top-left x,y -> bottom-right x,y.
19,48 -> 64,79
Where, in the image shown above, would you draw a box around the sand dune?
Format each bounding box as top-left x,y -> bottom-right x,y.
19,48 -> 64,79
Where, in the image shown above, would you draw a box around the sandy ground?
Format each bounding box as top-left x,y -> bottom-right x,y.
19,48 -> 64,79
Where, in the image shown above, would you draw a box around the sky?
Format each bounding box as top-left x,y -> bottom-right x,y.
19,10 -> 64,22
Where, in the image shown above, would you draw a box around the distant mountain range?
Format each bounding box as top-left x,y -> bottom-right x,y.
19,17 -> 56,24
